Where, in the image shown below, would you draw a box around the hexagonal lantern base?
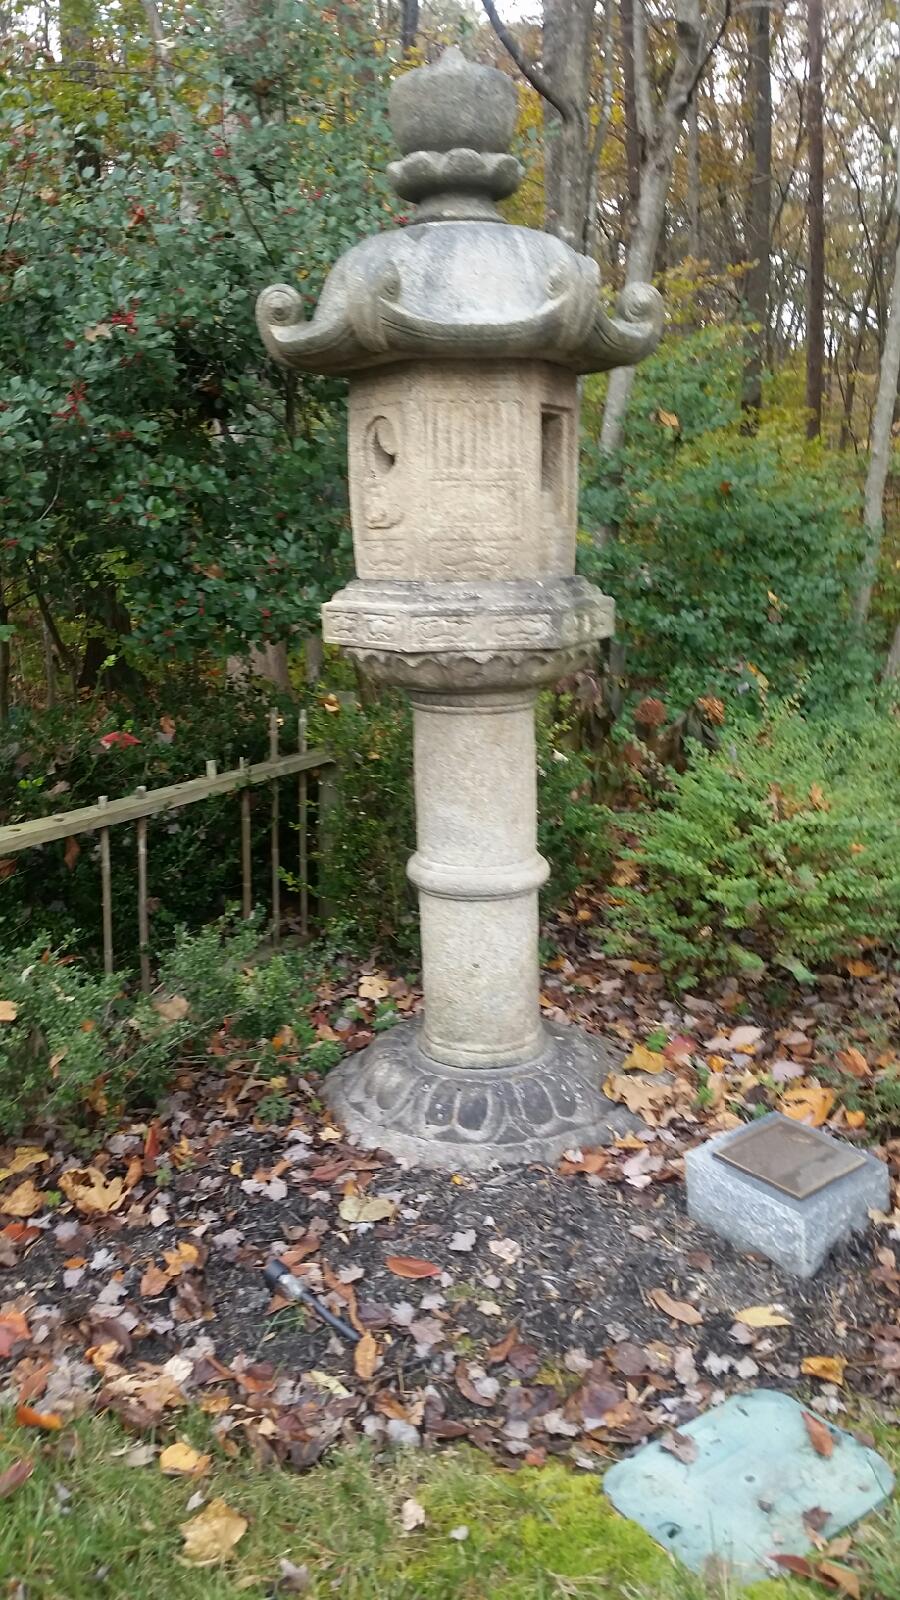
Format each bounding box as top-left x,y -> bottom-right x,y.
323,1021 -> 638,1171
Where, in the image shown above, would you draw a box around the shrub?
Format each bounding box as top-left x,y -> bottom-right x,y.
602,701 -> 900,988
579,327 -> 875,714
0,919 -> 318,1135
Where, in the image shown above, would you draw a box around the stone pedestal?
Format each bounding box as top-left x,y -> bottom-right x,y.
257,46 -> 664,1169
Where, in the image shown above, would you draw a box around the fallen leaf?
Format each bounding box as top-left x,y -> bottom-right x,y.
648,1287 -> 703,1326
455,1361 -> 498,1408
486,1326 -> 519,1365
140,1263 -> 171,1297
559,1148 -> 608,1176
59,1167 -> 127,1215
0,1309 -> 30,1358
400,1497 -> 426,1532
179,1498 -> 247,1566
153,994 -> 190,1022
845,1110 -> 866,1130
358,973 -> 390,1001
384,1255 -> 442,1280
0,1148 -> 50,1182
734,1304 -> 792,1328
15,1404 -> 63,1431
621,1043 -> 667,1075
772,1556 -> 817,1579
0,1000 -> 19,1022
661,1429 -> 699,1464
803,1411 -> 835,1459
338,1193 -> 397,1225
1,1179 -> 44,1218
488,1237 -> 521,1266
354,1332 -> 379,1381
727,1025 -> 763,1052
802,1356 -> 847,1385
0,1459 -> 33,1499
779,1084 -> 835,1127
159,1442 -> 211,1476
656,408 -> 680,429
817,1561 -> 861,1598
448,1229 -> 476,1252
837,1048 -> 870,1079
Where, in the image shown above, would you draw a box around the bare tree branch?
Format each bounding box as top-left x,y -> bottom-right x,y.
480,0 -> 574,122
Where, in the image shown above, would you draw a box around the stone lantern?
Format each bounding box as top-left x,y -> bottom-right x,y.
257,47 -> 663,1170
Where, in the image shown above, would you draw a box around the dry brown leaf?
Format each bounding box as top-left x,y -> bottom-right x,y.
801,1355 -> 847,1385
486,1326 -> 519,1365
0,1309 -> 31,1358
621,1044 -> 667,1075
0,1148 -> 50,1183
559,1149 -> 608,1176
354,1331 -> 379,1381
140,1263 -> 171,1298
358,973 -> 390,1001
179,1498 -> 248,1566
384,1255 -> 442,1280
153,994 -> 190,1023
735,1304 -> 792,1328
0,1459 -> 33,1499
656,408 -> 680,429
836,1048 -> 870,1079
803,1411 -> 835,1458
817,1561 -> 861,1598
1,1179 -> 44,1218
159,1442 -> 211,1476
0,1000 -> 19,1023
15,1404 -> 62,1431
338,1193 -> 397,1225
779,1084 -> 835,1127
647,1287 -> 703,1326
59,1167 -> 127,1215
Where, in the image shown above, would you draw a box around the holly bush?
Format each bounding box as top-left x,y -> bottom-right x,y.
0,0 -> 393,681
602,699 -> 900,987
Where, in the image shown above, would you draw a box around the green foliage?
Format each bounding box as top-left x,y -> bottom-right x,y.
603,702 -> 900,987
0,918 -> 317,1133
580,327 -> 874,713
0,0 -> 393,677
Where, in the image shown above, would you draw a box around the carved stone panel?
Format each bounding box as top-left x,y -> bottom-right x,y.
348,361 -> 579,584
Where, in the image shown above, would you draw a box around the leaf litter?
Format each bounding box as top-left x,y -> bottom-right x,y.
0,918 -> 897,1530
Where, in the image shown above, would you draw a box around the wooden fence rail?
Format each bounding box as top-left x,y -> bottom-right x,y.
0,711 -> 336,989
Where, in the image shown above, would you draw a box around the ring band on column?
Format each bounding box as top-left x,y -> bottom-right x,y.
407,851 -> 549,900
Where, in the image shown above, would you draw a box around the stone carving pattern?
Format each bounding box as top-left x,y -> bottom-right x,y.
324,1021 -> 637,1170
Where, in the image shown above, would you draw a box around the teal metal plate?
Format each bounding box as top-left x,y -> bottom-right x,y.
604,1390 -> 894,1582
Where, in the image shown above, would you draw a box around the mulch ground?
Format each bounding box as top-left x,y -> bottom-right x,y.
2,909 -> 899,1470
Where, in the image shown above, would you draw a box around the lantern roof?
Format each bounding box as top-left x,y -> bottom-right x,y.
257,46 -> 663,377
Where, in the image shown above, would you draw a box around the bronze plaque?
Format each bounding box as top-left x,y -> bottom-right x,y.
713,1119 -> 866,1200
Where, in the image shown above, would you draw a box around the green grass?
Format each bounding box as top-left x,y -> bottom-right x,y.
0,1408 -> 895,1600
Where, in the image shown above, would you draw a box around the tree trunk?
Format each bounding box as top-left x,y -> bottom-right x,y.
400,0 -> 419,53
542,0 -> 594,249
687,93 -> 700,259
741,0 -> 771,415
805,0 -> 824,439
599,0 -> 712,455
620,0 -> 642,230
855,123 -> 900,627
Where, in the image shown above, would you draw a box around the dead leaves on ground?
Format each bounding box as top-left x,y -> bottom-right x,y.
179,1498 -> 247,1566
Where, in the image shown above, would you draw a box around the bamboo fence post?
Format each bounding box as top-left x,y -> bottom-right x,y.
239,758 -> 252,919
136,785 -> 150,994
297,710 -> 309,940
269,711 -> 280,943
98,795 -> 113,975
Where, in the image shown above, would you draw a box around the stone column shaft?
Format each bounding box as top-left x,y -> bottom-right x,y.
409,691 -> 547,1070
